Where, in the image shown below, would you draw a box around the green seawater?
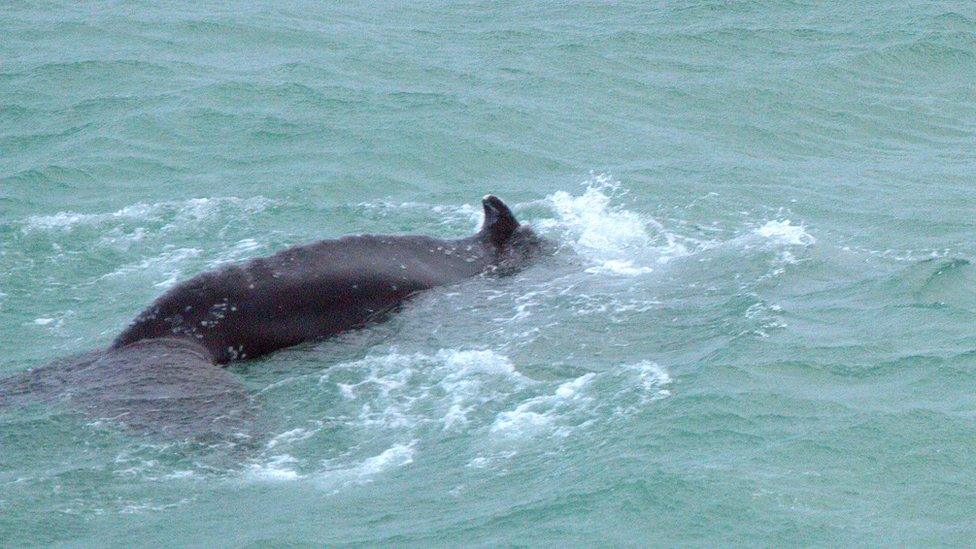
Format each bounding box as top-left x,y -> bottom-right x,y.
2,1 -> 976,546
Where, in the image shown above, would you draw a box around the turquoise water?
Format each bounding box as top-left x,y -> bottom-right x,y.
2,1 -> 976,545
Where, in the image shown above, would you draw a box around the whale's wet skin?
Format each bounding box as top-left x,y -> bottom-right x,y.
3,1 -> 976,545
0,340 -> 258,440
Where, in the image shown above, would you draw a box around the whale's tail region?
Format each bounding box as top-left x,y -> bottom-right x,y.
0,338 -> 257,440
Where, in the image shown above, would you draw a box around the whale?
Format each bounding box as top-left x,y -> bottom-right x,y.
112,194 -> 543,363
0,195 -> 546,438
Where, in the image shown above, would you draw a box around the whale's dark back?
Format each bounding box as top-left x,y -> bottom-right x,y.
112,234 -> 492,363
111,195 -> 544,364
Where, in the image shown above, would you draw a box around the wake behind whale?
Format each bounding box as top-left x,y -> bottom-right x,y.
0,195 -> 548,440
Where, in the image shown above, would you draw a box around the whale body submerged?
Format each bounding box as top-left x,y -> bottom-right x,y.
0,195 -> 546,438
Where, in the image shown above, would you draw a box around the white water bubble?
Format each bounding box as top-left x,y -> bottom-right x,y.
316,442 -> 416,491
754,219 -> 815,246
245,454 -> 303,482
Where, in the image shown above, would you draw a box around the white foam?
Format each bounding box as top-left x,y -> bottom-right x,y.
164,470 -> 195,480
490,405 -> 553,436
317,442 -> 416,490
23,196 -> 276,233
359,200 -> 481,230
538,174 -> 696,277
319,349 -> 672,445
442,404 -> 469,430
490,362 -> 673,439
490,372 -> 595,437
544,178 -> 650,252
245,454 -> 302,482
337,383 -> 356,399
118,498 -> 190,515
438,349 -> 521,379
24,203 -> 156,231
245,441 -> 416,489
532,176 -> 817,282
625,360 -> 672,398
555,373 -> 596,398
312,341 -> 673,458
30,312 -> 72,329
467,456 -> 491,468
743,301 -> 787,338
754,220 -> 815,246
98,226 -> 147,248
584,259 -> 655,276
321,348 -> 527,433
348,442 -> 415,476
99,247 -> 202,289
226,238 -> 264,256
435,350 -> 529,430
266,425 -> 320,450
210,238 -> 267,266
465,451 -> 517,469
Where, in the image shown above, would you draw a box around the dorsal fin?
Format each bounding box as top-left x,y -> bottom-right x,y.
479,195 -> 519,246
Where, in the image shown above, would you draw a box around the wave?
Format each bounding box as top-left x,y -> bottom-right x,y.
489,360 -> 672,439
244,441 -> 417,489
22,196 -> 279,233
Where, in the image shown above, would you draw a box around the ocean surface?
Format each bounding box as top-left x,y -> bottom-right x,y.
2,1 -> 975,546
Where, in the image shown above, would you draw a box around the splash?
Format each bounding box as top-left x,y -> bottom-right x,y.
545,175 -> 651,252
537,174 -> 696,276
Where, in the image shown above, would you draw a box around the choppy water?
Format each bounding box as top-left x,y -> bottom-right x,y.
2,1 -> 976,546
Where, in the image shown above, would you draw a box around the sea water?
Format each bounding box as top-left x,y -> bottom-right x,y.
1,1 -> 975,545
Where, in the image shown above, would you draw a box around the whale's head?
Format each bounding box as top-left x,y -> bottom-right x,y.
479,195 -> 553,274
